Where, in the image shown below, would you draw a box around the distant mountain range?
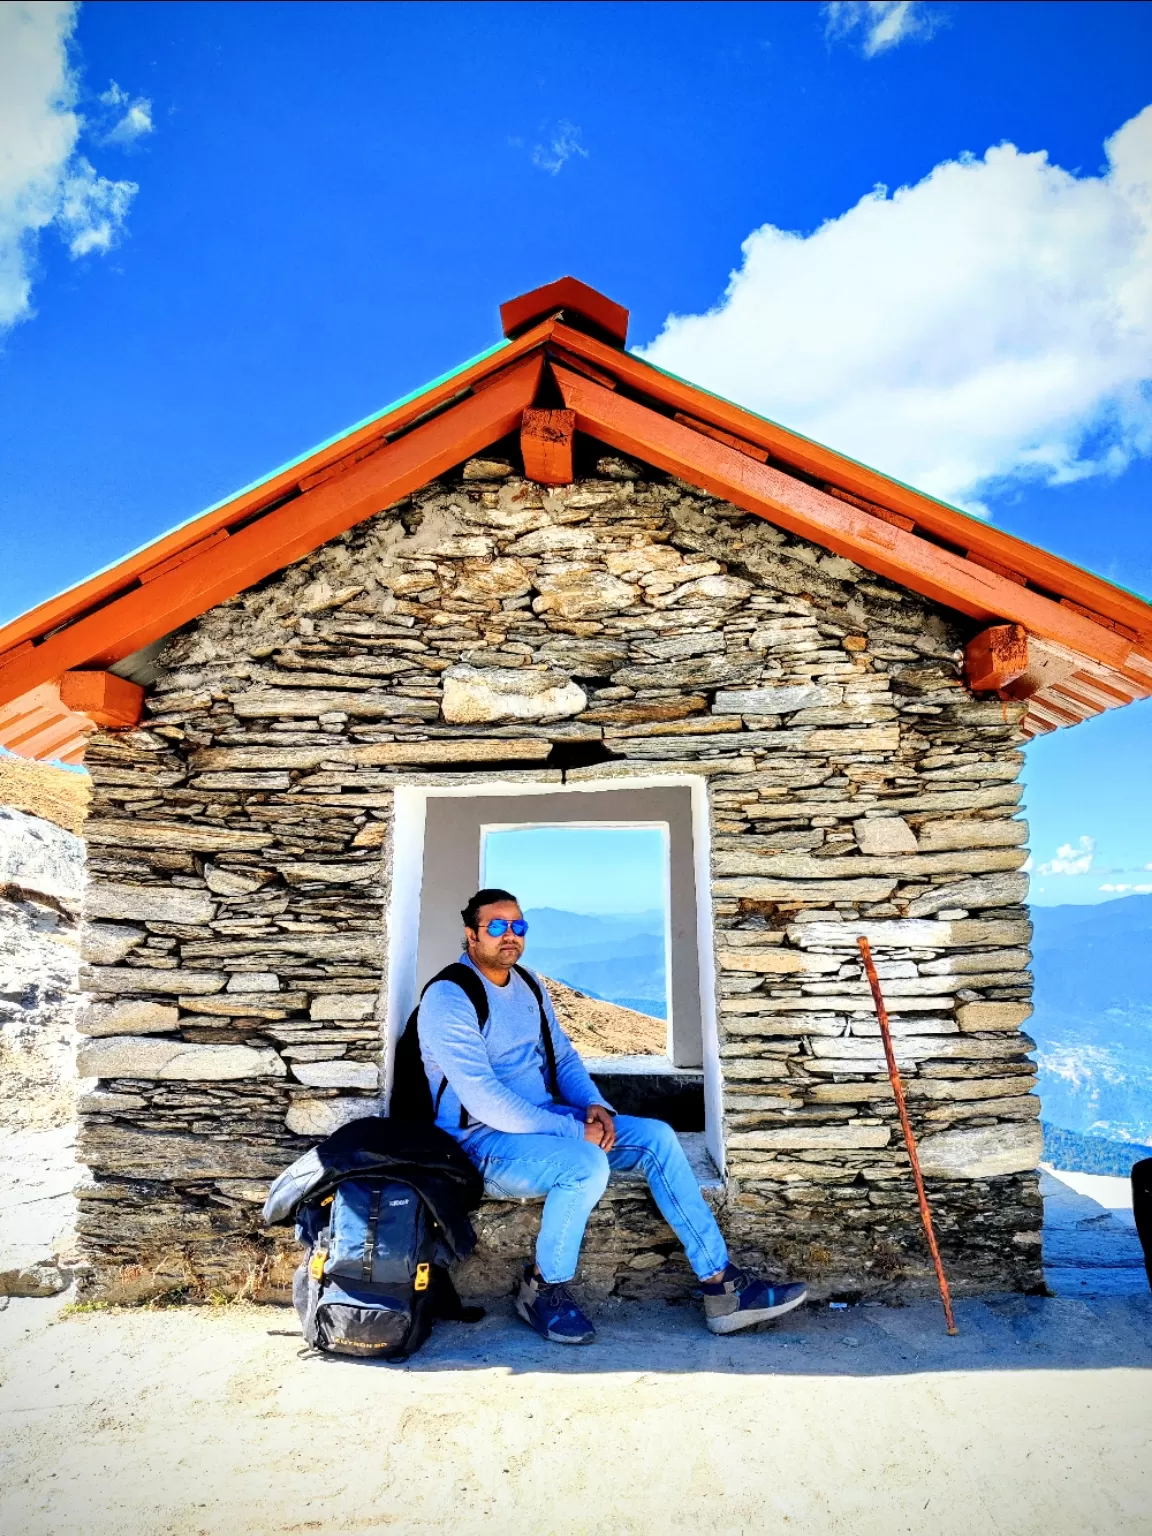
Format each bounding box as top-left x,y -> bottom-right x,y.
523,907 -> 667,1020
1041,1122 -> 1152,1178
1030,895 -> 1152,1146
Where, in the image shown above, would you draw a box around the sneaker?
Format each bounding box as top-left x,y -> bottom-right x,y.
702,1264 -> 808,1335
514,1267 -> 596,1345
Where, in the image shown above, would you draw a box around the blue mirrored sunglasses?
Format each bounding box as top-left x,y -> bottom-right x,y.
484,918 -> 528,937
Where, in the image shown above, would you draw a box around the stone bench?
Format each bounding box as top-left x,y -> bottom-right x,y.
455,1132 -> 726,1302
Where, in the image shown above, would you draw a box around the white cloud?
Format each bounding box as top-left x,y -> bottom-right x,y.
0,1 -> 140,333
824,1 -> 940,57
638,105 -> 1152,515
1038,837 -> 1096,877
532,120 -> 588,176
1099,882 -> 1152,894
99,81 -> 153,146
57,156 -> 137,256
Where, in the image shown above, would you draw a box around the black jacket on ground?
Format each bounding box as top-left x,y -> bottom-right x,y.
262,1116 -> 485,1260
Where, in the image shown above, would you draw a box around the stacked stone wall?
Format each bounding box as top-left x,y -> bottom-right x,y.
75,455 -> 1043,1301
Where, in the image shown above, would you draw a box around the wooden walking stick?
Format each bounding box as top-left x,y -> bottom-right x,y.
857,935 -> 958,1336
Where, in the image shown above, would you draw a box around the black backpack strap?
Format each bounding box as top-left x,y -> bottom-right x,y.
514,965 -> 559,1101
421,963 -> 490,1130
425,963 -> 490,1027
362,1186 -> 383,1283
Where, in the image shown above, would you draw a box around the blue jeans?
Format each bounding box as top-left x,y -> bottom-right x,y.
466,1113 -> 729,1284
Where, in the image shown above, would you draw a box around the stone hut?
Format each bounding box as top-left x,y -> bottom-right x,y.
3,277 -> 1150,1303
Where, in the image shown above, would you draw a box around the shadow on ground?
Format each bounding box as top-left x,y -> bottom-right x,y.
290,1164 -> 1151,1379
301,1288 -> 1152,1379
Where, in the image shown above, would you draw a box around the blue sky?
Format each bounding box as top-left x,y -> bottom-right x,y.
483,827 -> 666,916
1,0 -> 1150,905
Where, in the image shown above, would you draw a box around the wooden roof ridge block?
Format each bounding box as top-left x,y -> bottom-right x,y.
59,671 -> 144,728
521,408 -> 575,486
501,277 -> 629,347
965,625 -> 1029,692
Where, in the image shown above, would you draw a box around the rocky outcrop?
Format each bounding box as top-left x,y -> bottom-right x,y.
72,458 -> 1043,1301
0,805 -> 87,1295
0,805 -> 85,902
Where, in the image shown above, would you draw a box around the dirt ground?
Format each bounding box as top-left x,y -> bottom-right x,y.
1,1288 -> 1150,1536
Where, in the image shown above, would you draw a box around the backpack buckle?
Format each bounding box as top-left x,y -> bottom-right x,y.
414,1262 -> 430,1292
309,1248 -> 328,1280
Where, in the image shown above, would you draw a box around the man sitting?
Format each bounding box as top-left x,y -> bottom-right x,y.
417,887 -> 808,1345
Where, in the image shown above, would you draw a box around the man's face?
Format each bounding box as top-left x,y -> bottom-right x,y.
465,899 -> 526,971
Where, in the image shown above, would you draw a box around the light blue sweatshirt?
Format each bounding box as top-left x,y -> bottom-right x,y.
417,956 -> 612,1141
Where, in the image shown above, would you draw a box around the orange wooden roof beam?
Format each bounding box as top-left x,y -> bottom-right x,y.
0,320 -> 557,666
501,277 -> 629,346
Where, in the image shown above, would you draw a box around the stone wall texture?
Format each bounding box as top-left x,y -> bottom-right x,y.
76,454 -> 1044,1302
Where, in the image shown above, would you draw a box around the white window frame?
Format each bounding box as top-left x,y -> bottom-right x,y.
385,774 -> 724,1173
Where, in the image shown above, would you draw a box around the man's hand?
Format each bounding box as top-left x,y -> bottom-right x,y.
585,1103 -> 616,1151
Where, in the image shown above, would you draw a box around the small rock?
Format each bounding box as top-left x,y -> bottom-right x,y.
854,817 -> 918,855
956,1001 -> 1033,1032
441,665 -> 586,725
310,994 -> 377,1022
290,1060 -> 379,1090
226,973 -> 280,993
462,458 -> 512,481
85,884 -> 216,926
0,1261 -> 72,1298
916,1121 -> 1042,1179
77,1036 -> 287,1081
77,1000 -> 179,1037
286,1097 -> 382,1138
596,456 -> 641,480
352,823 -> 388,849
627,1252 -> 665,1271
714,686 -> 838,715
204,864 -> 269,896
80,922 -> 147,965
